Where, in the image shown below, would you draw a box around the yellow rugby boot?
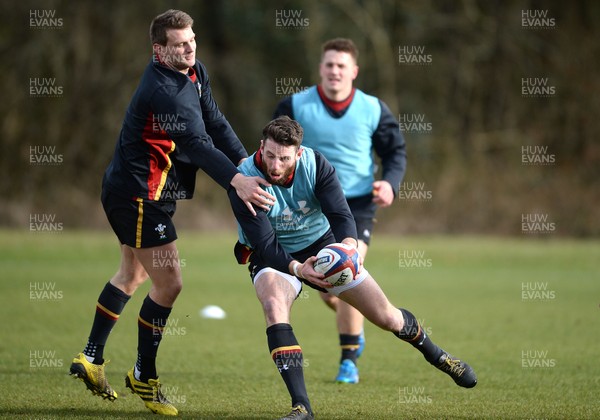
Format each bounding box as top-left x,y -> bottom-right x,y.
125,368 -> 178,416
69,352 -> 117,401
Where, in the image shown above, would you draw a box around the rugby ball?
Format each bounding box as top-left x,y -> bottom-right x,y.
313,243 -> 359,287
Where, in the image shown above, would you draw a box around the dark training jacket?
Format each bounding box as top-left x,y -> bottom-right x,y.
103,59 -> 247,201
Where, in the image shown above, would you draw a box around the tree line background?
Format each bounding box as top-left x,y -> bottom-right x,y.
1,0 -> 598,236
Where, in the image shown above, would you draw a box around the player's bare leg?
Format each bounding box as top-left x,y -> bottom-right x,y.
70,244 -> 146,400
338,274 -> 477,388
254,271 -> 313,419
123,241 -> 182,416
337,275 -> 402,332
255,271 -> 296,326
130,242 -> 183,307
110,244 -> 150,294
321,240 -> 368,383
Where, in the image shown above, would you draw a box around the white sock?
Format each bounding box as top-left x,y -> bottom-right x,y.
134,365 -> 142,381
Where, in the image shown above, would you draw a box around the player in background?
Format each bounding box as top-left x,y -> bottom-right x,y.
69,10 -> 274,416
230,116 -> 475,420
273,38 -> 406,383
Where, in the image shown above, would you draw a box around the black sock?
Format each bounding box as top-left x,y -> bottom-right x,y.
84,282 -> 130,364
339,334 -> 360,364
267,323 -> 311,413
136,295 -> 172,382
394,308 -> 443,365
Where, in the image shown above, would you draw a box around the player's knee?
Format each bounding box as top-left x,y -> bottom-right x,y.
132,270 -> 148,286
151,263 -> 182,291
164,268 -> 183,294
112,268 -> 146,293
154,276 -> 182,305
374,309 -> 402,332
169,277 -> 183,297
261,295 -> 283,314
260,295 -> 289,322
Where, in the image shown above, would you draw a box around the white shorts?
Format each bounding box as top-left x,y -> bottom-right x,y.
253,267 -> 369,297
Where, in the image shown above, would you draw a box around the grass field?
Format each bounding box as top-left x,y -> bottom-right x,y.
0,230 -> 599,419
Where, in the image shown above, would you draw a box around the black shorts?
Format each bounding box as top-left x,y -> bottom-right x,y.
347,194 -> 377,246
101,189 -> 178,248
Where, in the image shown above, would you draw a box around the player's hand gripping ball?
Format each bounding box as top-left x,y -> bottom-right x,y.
313,243 -> 360,287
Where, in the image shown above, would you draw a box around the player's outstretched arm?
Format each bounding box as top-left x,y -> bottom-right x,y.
227,187 -> 292,274
230,174 -> 276,216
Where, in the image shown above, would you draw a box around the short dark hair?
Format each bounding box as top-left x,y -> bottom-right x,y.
262,116 -> 303,148
321,38 -> 359,62
150,9 -> 194,45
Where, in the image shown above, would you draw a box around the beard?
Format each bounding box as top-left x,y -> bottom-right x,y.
261,161 -> 295,186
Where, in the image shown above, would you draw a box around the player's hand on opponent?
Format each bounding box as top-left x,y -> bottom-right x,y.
231,173 -> 276,216
291,257 -> 331,289
372,180 -> 394,208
